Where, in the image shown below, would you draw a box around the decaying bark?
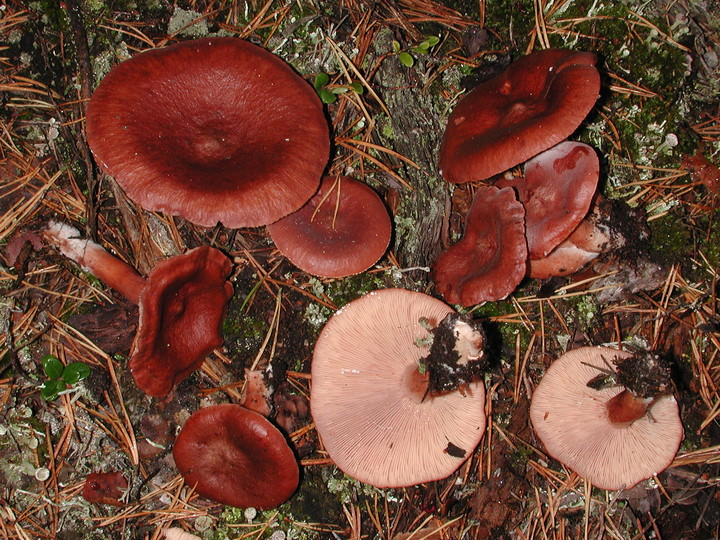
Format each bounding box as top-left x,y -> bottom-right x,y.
372,28 -> 451,283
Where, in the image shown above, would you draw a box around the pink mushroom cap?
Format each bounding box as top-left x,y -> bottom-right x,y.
311,289 -> 486,488
530,346 -> 683,491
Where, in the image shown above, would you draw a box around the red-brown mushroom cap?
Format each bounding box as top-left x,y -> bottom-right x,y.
129,246 -> 233,397
432,185 -> 527,306
82,471 -> 128,506
311,289 -> 486,488
173,404 -> 299,509
86,37 -> 329,228
498,141 -> 600,259
267,176 -> 392,278
529,346 -> 683,491
439,49 -> 600,183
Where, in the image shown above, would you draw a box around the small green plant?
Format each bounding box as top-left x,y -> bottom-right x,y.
313,72 -> 364,104
392,35 -> 441,67
39,355 -> 90,401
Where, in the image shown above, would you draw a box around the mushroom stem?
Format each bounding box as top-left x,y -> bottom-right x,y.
44,221 -> 147,304
605,389 -> 654,426
402,364 -> 430,404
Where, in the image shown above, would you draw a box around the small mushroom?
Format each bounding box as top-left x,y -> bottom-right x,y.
432,185 -> 527,306
43,222 -> 233,397
267,176 -> 392,278
439,49 -> 600,183
82,471 -> 128,506
529,346 -> 683,491
311,288 -> 486,488
86,37 -> 329,228
173,403 -> 299,509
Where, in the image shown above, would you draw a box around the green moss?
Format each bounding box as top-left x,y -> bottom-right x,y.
222,309 -> 268,359
323,273 -> 389,308
648,213 -> 692,266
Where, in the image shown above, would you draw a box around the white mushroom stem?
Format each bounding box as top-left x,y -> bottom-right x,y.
44,221 -> 146,305
606,389 -> 655,426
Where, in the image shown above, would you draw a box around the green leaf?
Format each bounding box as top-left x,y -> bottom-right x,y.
392,40 -> 401,53
410,44 -> 429,55
331,86 -> 348,94
63,362 -> 91,384
42,355 -> 64,380
425,36 -> 440,47
349,82 -> 364,94
318,88 -> 337,104
398,52 -> 415,67
314,72 -> 330,90
40,379 -> 67,401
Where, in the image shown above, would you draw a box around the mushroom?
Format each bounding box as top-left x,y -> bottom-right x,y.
497,141 -> 600,259
432,185 -> 527,306
527,195 -> 634,279
82,471 -> 128,506
311,288 -> 486,488
267,175 -> 392,278
439,49 -> 600,183
86,37 -> 330,228
529,346 -> 683,491
43,221 -> 233,397
173,403 -> 299,509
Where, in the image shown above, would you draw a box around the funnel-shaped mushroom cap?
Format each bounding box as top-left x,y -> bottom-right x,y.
499,141 -> 600,259
267,176 -> 392,277
439,49 -> 600,183
530,347 -> 683,491
86,37 -> 329,228
173,404 -> 299,509
311,289 -> 486,488
432,185 -> 527,306
130,246 -> 233,397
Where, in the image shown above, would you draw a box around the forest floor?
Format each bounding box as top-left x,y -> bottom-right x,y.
2,0 -> 720,538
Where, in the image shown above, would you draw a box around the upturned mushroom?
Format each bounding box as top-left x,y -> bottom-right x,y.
530,346 -> 683,491
267,175 -> 392,278
311,288 -> 487,488
432,185 -> 527,306
43,221 -> 233,397
86,37 -> 330,228
439,49 -> 600,183
173,403 -> 299,509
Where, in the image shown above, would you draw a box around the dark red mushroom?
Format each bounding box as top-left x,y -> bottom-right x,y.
432,185 -> 527,306
43,222 -> 233,397
439,49 -> 600,183
86,37 -> 329,228
82,471 -> 128,506
173,404 -> 299,509
129,246 -> 234,397
497,141 -> 600,259
267,175 -> 392,278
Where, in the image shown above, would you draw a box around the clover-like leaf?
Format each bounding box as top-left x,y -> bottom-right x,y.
40,379 -> 67,401
398,51 -> 415,67
314,72 -> 330,90
63,362 -> 91,385
318,88 -> 337,104
42,355 -> 64,380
